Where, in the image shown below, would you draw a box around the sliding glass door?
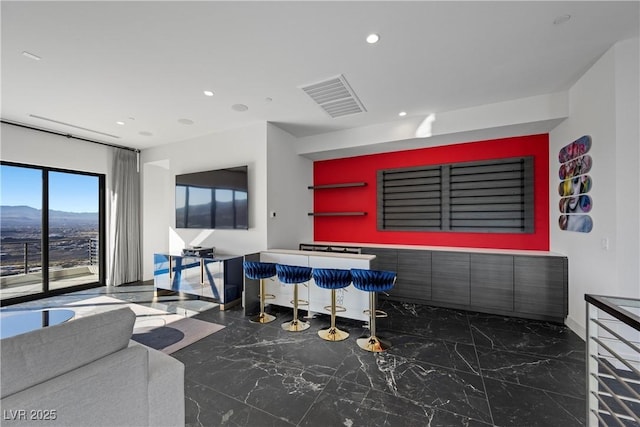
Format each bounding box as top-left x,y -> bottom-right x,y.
0,165 -> 43,300
47,171 -> 101,292
0,162 -> 105,303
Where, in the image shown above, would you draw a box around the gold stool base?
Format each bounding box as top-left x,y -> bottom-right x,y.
357,335 -> 390,352
250,313 -> 276,324
282,319 -> 310,332
318,327 -> 349,342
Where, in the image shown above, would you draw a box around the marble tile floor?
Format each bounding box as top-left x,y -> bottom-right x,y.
175,299 -> 586,427
1,284 -> 587,426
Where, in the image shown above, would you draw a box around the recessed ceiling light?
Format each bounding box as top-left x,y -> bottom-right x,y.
203,90 -> 214,97
22,51 -> 41,61
366,33 -> 380,44
231,104 -> 248,112
178,118 -> 194,125
398,111 -> 407,117
116,121 -> 125,126
553,14 -> 571,25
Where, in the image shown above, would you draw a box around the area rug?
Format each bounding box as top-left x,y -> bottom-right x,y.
65,296 -> 225,354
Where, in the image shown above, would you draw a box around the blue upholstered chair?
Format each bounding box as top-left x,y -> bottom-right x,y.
243,261 -> 277,324
312,268 -> 352,341
351,268 -> 396,352
276,264 -> 313,332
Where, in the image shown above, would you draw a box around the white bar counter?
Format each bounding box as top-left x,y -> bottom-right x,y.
260,249 -> 376,322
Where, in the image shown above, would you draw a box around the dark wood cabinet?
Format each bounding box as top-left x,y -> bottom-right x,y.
432,252 -> 470,305
366,247 -> 567,322
396,249 -> 432,301
362,248 -> 432,302
304,243 -> 567,322
363,247 -> 397,271
470,254 -> 514,311
514,256 -> 567,319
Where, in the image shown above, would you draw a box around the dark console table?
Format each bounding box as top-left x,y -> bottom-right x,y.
301,243 -> 568,323
153,253 -> 243,309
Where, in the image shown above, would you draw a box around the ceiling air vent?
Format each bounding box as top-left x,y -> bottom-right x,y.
300,74 -> 366,118
29,114 -> 120,138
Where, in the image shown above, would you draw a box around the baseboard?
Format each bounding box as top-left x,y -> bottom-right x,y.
565,315 -> 586,340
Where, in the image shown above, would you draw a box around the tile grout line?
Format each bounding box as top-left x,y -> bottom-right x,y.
294,349 -> 353,427
467,313 -> 497,427
184,378 -> 296,426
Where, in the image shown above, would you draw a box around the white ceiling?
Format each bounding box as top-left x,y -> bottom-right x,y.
1,1 -> 638,151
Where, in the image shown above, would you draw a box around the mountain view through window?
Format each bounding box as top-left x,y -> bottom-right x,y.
0,163 -> 102,301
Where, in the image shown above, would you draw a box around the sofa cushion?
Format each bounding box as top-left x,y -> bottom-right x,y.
1,345 -> 149,426
1,306 -> 135,398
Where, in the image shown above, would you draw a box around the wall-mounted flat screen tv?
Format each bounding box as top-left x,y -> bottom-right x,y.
175,166 -> 248,229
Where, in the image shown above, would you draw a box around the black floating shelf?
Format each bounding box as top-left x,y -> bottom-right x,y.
308,212 -> 367,216
308,182 -> 367,190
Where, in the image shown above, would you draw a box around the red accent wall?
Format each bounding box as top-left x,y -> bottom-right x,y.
313,134 -> 550,251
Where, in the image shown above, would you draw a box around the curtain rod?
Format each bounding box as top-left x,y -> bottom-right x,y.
1,119 -> 140,153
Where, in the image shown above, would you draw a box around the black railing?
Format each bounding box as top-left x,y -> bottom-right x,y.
89,238 -> 99,265
585,294 -> 640,426
0,237 -> 99,276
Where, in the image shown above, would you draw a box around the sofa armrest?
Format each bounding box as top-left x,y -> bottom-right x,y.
129,341 -> 185,427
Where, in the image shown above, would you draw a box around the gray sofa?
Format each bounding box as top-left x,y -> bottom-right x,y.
0,306 -> 185,426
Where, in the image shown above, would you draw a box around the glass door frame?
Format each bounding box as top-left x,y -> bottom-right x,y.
0,161 -> 106,306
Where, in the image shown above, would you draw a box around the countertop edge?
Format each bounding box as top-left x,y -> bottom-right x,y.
305,242 -> 567,257
263,249 -> 376,261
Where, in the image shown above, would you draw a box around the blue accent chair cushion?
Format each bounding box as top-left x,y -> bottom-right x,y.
243,261 -> 277,280
312,268 -> 352,290
351,269 -> 396,292
276,264 -> 312,284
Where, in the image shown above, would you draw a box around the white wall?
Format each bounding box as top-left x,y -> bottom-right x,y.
1,123 -> 113,175
296,92 -> 569,160
549,37 -> 640,338
265,123 -> 313,249
614,38 -> 640,306
140,123 -> 271,280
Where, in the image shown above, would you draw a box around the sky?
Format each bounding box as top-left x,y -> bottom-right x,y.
0,164 -> 99,213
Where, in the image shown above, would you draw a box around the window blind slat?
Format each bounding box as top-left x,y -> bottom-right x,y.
378,157 -> 533,233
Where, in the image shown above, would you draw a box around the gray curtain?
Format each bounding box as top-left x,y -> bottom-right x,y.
108,148 -> 141,286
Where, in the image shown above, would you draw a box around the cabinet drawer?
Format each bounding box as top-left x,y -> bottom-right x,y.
396,250 -> 431,300
514,256 -> 567,318
470,254 -> 514,311
432,252 -> 470,305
